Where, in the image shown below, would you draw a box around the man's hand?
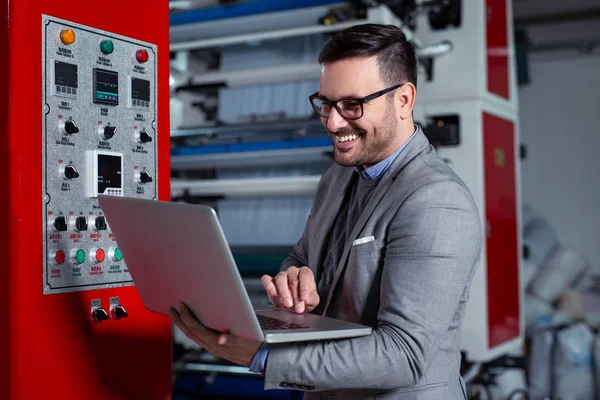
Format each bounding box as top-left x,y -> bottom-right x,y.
261,266 -> 319,314
169,303 -> 262,367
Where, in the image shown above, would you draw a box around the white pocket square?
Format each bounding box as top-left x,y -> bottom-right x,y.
352,236 -> 375,246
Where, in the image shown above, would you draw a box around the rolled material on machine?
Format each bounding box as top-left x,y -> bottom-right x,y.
520,259 -> 538,292
527,312 -> 573,399
524,294 -> 554,335
530,245 -> 590,303
522,216 -> 559,267
553,323 -> 596,400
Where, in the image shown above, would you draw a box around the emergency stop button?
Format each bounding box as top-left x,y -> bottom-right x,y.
52,250 -> 66,265
92,249 -> 105,263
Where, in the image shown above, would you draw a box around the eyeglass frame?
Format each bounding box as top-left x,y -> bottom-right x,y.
308,83 -> 405,121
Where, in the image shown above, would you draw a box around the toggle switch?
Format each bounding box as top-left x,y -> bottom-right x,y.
136,129 -> 152,144
92,216 -> 107,231
53,216 -> 68,232
98,125 -> 117,140
111,305 -> 128,320
73,216 -> 88,231
92,308 -> 110,323
110,296 -> 128,320
136,171 -> 152,184
60,119 -> 79,135
61,164 -> 80,180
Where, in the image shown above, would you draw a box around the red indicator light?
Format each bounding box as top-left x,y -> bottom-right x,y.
136,49 -> 149,63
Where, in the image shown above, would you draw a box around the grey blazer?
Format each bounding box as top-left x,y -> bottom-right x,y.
263,129 -> 483,400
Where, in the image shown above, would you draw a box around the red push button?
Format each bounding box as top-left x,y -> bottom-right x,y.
94,249 -> 105,263
136,49 -> 149,63
54,250 -> 65,265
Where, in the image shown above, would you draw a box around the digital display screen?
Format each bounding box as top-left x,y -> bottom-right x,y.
54,61 -> 78,96
131,78 -> 150,102
97,154 -> 122,194
93,68 -> 119,106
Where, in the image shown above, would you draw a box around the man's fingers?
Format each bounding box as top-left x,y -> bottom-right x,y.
261,275 -> 278,297
169,307 -> 204,345
218,333 -> 231,346
298,267 -> 314,301
275,272 -> 293,308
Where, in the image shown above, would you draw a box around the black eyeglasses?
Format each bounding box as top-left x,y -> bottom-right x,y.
309,83 -> 404,120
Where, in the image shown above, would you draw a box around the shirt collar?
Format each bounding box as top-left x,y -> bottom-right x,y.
355,125 -> 419,180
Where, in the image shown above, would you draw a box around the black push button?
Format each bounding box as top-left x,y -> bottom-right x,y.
64,120 -> 79,134
75,216 -> 88,231
95,216 -> 107,231
54,216 -> 67,232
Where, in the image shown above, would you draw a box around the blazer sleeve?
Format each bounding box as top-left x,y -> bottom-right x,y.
263,180 -> 483,391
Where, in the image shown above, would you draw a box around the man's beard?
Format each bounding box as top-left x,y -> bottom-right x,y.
332,106 -> 398,167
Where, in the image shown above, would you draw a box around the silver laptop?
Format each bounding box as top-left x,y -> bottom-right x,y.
98,195 -> 372,343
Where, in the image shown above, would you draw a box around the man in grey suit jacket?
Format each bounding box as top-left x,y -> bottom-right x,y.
171,24 -> 482,400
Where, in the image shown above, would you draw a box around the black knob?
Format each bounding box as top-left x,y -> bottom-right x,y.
95,216 -> 107,231
139,171 -> 153,184
138,130 -> 152,143
75,216 -> 88,231
112,305 -> 128,320
101,126 -> 117,140
92,308 -> 110,323
63,164 -> 79,179
54,216 -> 67,232
64,120 -> 79,134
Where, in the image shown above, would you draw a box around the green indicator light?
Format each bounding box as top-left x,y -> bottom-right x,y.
100,40 -> 114,55
76,249 -> 86,264
114,248 -> 123,262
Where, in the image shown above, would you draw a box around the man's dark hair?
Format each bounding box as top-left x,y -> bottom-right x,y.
318,24 -> 417,89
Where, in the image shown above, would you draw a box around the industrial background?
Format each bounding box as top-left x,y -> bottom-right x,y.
2,0 -> 599,399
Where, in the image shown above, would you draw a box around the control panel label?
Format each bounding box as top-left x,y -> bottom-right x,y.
97,57 -> 113,67
61,182 -> 70,192
89,266 -> 104,276
136,186 -> 145,194
109,265 -> 122,274
133,65 -> 146,75
98,141 -> 111,150
100,107 -> 109,116
56,48 -> 74,58
72,267 -> 82,277
133,145 -> 148,155
58,101 -> 72,111
56,137 -> 75,147
134,114 -> 146,122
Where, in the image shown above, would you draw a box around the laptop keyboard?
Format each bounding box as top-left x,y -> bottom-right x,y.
256,314 -> 309,330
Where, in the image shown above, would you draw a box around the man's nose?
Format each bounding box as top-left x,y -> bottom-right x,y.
325,107 -> 349,132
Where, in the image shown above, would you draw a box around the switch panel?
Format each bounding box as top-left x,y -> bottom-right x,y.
42,15 -> 157,294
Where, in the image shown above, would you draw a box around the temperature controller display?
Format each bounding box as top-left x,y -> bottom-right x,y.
93,68 -> 119,106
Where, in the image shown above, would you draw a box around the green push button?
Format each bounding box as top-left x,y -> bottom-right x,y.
114,247 -> 123,262
100,40 -> 114,55
75,249 -> 86,264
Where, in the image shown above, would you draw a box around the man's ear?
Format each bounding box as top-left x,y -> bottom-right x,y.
395,83 -> 416,120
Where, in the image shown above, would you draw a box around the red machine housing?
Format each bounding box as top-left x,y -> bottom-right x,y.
1,2 -> 172,399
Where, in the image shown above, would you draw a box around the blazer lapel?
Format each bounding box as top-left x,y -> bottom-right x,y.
322,128 -> 431,314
